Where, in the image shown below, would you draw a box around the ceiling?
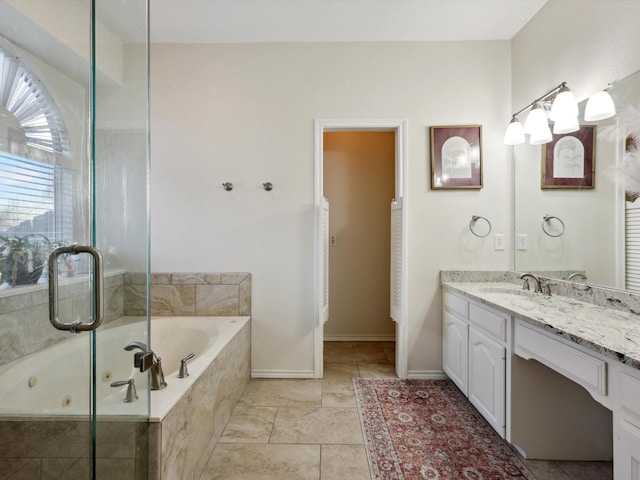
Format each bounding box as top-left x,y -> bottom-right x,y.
146,0 -> 548,44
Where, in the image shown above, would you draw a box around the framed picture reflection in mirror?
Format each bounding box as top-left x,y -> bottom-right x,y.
541,126 -> 596,189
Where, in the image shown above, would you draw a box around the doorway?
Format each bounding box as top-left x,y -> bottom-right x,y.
323,130 -> 395,340
313,119 -> 408,379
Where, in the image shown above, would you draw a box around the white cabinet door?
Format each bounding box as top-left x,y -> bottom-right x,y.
443,310 -> 468,395
615,418 -> 640,480
469,327 -> 506,437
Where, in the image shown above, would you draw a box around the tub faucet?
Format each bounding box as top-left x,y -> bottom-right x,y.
518,273 -> 542,293
111,378 -> 138,403
124,342 -> 167,390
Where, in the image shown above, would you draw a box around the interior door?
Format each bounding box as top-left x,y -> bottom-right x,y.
390,197 -> 403,322
320,197 -> 330,325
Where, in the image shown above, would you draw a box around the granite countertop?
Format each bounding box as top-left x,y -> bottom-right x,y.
442,280 -> 640,370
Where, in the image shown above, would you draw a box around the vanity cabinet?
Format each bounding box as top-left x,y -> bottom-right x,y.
468,327 -> 505,435
442,280 -> 640,478
615,367 -> 640,480
442,290 -> 508,437
442,310 -> 468,395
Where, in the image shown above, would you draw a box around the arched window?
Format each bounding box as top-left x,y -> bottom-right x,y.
0,46 -> 71,156
0,45 -> 72,245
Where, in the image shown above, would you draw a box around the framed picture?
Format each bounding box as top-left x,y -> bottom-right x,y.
541,126 -> 596,189
430,125 -> 482,189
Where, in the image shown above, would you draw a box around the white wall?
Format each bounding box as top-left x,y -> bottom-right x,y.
511,0 -> 640,288
151,42 -> 512,376
512,0 -> 640,109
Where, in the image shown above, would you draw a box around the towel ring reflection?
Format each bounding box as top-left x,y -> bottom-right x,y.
542,214 -> 565,237
469,215 -> 492,238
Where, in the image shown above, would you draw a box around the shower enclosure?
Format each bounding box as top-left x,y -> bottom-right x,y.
0,0 -> 150,478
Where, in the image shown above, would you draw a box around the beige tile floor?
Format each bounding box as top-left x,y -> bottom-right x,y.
200,341 -> 613,480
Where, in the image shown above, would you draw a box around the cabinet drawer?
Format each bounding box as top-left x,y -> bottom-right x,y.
469,303 -> 507,342
514,322 -> 607,396
620,370 -> 640,424
444,291 -> 468,319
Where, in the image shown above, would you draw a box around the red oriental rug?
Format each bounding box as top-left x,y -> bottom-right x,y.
353,378 -> 535,480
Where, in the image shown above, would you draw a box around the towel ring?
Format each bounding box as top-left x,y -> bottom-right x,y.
542,214 -> 565,237
469,215 -> 491,238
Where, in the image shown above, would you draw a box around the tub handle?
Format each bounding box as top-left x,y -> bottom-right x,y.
110,379 -> 138,403
48,244 -> 104,333
178,353 -> 195,378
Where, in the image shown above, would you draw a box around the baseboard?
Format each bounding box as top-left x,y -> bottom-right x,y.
407,370 -> 448,380
251,369 -> 315,379
324,335 -> 396,342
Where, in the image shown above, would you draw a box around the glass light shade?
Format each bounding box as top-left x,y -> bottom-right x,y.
553,114 -> 579,134
523,104 -> 548,134
504,117 -> 525,145
529,123 -> 552,145
550,87 -> 578,121
584,90 -> 616,121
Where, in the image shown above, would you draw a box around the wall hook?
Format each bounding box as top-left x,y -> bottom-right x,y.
263,182 -> 273,191
222,182 -> 233,191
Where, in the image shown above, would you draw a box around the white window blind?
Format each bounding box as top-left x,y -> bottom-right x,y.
0,47 -> 71,157
0,45 -> 72,244
0,152 -> 72,241
626,204 -> 640,293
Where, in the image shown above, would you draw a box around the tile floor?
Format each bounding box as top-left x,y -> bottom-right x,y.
199,341 -> 613,480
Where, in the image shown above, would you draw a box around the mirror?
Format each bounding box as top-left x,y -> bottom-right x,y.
514,69 -> 640,291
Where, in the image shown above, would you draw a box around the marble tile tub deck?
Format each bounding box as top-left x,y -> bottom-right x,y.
200,342 -> 611,480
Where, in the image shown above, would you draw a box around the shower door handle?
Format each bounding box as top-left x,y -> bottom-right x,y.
48,244 -> 104,333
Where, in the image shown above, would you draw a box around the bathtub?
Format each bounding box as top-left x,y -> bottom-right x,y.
0,315 -> 251,479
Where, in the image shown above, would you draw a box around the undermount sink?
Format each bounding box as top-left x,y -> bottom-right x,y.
477,286 -> 539,297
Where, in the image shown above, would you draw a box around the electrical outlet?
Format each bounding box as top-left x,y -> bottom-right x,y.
330,235 -> 337,247
516,234 -> 528,251
494,234 -> 505,251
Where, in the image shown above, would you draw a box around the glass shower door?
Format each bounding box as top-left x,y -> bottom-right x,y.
0,0 -> 150,478
93,0 -> 151,477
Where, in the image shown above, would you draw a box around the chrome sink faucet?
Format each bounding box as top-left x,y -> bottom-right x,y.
567,272 -> 587,281
518,273 -> 542,293
124,342 -> 167,390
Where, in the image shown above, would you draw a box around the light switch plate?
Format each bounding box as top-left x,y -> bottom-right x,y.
516,234 -> 528,251
494,234 -> 505,251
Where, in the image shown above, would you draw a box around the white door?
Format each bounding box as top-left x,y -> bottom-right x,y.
320,197 -> 330,325
390,197 -> 403,322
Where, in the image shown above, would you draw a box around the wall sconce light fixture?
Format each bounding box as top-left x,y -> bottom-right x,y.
503,81 -> 616,146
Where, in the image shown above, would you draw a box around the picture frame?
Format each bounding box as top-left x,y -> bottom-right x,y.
430,125 -> 482,189
541,125 -> 596,189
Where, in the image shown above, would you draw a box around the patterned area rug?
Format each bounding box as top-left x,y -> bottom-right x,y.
354,379 -> 535,480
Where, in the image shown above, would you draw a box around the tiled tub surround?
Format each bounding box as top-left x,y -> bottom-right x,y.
440,270 -> 640,369
125,272 -> 251,317
0,270 -> 127,367
0,271 -> 252,367
0,272 -> 252,479
0,316 -> 251,480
